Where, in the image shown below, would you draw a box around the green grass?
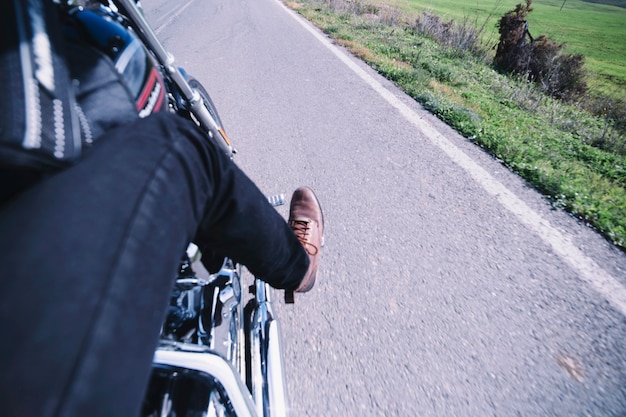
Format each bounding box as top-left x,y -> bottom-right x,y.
391,0 -> 626,98
286,0 -> 626,248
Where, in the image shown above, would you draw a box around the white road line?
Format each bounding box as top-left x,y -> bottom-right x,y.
154,0 -> 196,35
275,0 -> 626,317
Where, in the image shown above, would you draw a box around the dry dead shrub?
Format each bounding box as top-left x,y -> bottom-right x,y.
493,0 -> 587,101
412,11 -> 486,56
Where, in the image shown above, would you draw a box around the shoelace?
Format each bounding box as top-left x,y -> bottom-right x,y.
290,219 -> 319,256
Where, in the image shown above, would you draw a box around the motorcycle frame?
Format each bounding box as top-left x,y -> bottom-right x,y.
153,248 -> 289,417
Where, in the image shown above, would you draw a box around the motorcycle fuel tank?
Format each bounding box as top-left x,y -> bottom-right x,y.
68,4 -> 165,117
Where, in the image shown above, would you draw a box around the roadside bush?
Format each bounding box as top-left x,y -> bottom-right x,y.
321,0 -> 403,26
583,95 -> 626,155
493,0 -> 587,101
493,0 -> 534,74
530,36 -> 587,101
411,11 -> 486,57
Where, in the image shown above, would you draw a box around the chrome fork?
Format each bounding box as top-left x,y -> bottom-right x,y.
248,279 -> 288,417
246,194 -> 289,417
113,0 -> 235,157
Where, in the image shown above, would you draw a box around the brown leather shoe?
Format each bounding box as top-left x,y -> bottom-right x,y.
288,187 -> 324,293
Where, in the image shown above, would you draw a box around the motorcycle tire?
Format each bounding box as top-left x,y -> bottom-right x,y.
186,77 -> 224,131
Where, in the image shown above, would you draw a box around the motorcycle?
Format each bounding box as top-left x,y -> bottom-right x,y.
61,1 -> 291,416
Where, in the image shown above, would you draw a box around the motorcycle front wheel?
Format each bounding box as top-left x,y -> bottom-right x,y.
186,77 -> 224,131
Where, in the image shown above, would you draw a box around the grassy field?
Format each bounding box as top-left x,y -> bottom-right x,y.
384,0 -> 626,99
287,0 -> 626,248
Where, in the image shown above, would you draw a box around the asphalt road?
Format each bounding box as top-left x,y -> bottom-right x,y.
144,0 -> 626,415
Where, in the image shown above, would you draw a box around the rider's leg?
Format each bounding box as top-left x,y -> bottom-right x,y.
0,112 -> 308,417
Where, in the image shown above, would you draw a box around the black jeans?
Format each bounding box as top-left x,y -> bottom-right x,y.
0,113 -> 308,417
